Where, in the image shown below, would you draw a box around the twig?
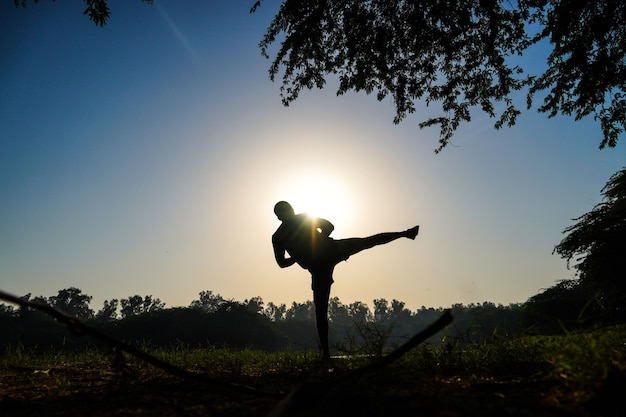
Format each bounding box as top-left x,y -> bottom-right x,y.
350,308 -> 453,376
268,309 -> 454,417
1,289 -> 453,408
0,289 -> 282,398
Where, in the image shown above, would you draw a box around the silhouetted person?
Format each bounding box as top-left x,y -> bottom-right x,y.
272,201 -> 419,358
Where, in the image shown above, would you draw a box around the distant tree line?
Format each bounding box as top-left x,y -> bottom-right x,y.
0,281 -> 615,354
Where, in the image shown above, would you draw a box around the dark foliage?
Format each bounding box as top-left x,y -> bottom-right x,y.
253,0 -> 625,152
522,279 -> 604,333
47,287 -> 94,319
15,0 -> 154,27
0,304 -> 290,352
18,1 -> 625,150
2,283 -> 619,354
119,294 -> 165,319
103,305 -> 290,351
554,167 -> 626,320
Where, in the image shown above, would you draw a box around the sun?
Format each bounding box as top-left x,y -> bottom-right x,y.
275,169 -> 358,235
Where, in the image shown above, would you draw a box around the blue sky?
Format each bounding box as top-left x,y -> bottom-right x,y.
1,1 -> 624,313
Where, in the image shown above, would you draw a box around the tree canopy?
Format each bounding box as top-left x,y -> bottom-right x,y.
18,1 -> 625,151
15,0 -> 153,27
47,287 -> 94,319
554,167 -> 626,318
252,0 -> 625,152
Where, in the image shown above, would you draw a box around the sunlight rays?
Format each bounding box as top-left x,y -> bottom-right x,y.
274,169 -> 358,236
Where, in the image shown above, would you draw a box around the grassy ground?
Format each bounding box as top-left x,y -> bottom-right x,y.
1,326 -> 625,417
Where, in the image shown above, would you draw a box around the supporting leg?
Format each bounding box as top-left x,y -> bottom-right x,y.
312,274 -> 332,358
316,309 -> 330,358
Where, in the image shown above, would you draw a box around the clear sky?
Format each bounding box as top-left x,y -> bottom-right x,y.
1,1 -> 624,313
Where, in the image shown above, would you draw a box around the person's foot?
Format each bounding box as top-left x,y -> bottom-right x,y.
406,225 -> 419,240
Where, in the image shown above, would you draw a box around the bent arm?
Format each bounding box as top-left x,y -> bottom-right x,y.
316,217 -> 335,237
273,240 -> 296,268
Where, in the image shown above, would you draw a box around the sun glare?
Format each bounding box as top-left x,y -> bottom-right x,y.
276,170 -> 358,235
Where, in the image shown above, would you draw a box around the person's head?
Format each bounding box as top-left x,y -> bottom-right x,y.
274,201 -> 295,221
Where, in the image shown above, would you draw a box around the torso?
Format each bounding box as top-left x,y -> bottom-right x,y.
273,214 -> 335,269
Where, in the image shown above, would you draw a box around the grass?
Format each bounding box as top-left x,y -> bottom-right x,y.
1,326 -> 625,416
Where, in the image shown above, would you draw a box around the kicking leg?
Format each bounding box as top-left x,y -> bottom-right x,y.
337,226 -> 419,260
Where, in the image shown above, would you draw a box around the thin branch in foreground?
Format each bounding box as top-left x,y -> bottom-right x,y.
1,289 -> 453,413
269,309 -> 453,417
0,289 -> 282,398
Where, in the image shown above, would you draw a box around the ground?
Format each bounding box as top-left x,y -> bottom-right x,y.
1,360 -> 623,417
